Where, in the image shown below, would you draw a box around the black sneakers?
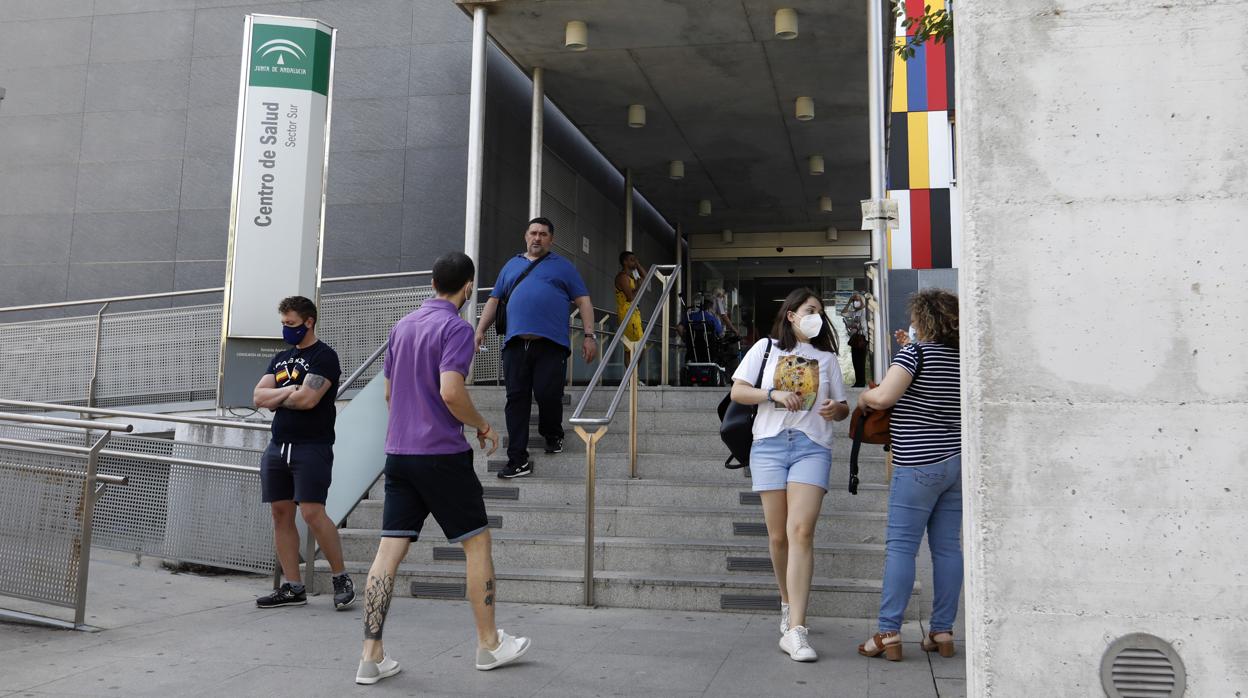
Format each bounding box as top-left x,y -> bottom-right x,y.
333,573 -> 356,610
544,438 -> 563,454
256,582 -> 307,608
497,460 -> 532,479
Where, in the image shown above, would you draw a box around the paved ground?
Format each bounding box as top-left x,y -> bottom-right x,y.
0,551 -> 965,697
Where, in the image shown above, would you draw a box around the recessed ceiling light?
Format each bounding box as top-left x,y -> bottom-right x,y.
628,104 -> 646,128
775,9 -> 798,40
809,155 -> 825,175
698,200 -> 712,216
795,96 -> 814,121
565,20 -> 588,51
669,160 -> 685,180
819,196 -> 833,212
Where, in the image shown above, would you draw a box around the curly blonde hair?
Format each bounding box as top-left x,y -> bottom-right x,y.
908,288 -> 959,347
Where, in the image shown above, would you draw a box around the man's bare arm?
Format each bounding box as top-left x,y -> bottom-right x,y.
280,373 -> 333,410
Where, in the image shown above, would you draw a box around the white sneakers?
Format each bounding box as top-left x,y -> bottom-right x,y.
780,625 -> 817,662
355,654 -> 401,685
475,628 -> 532,671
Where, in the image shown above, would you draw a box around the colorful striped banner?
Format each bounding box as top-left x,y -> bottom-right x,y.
907,112 -> 929,189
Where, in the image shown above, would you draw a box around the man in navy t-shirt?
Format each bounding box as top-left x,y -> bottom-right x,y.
474,217 -> 597,478
251,296 -> 353,611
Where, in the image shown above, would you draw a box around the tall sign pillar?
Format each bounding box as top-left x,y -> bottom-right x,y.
218,14 -> 337,408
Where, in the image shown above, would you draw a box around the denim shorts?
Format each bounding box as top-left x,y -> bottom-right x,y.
749,429 -> 832,492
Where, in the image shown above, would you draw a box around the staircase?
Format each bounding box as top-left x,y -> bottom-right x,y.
318,385 -> 917,619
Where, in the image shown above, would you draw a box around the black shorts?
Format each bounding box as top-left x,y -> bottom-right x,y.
382,450 -> 489,543
260,441 -> 333,504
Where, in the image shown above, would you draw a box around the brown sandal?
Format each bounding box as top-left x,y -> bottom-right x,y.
857,631 -> 902,661
921,631 -> 956,658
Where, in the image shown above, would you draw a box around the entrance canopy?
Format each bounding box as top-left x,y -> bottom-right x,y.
472,0 -> 871,235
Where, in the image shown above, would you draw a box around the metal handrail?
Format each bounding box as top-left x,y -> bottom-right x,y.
0,410 -> 132,433
566,263 -> 681,607
0,411 -> 129,630
0,269 -> 434,314
338,340 -> 388,398
0,398 -> 271,431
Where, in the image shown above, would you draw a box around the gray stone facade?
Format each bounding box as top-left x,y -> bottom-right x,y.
0,0 -> 673,317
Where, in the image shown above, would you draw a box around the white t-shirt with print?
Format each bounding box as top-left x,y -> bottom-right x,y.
731,337 -> 847,449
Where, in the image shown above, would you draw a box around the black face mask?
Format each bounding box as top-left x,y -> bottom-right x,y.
282,323 -> 309,345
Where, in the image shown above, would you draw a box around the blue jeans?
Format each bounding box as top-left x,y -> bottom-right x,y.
877,453 -> 963,633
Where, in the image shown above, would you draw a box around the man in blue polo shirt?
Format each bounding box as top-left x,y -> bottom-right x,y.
474,217 -> 597,479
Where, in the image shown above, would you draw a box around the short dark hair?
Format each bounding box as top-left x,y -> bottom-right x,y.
528,216 -> 554,235
619,250 -> 635,267
277,296 -> 317,324
770,287 -> 837,354
432,251 -> 475,294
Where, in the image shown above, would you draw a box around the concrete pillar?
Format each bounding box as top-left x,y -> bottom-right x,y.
957,2 -> 1248,694
462,5 -> 488,323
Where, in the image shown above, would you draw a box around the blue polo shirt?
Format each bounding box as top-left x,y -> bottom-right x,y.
490,252 -> 589,349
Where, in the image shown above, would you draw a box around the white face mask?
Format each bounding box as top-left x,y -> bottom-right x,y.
907,325 -> 918,343
852,300 -> 862,309
796,313 -> 823,340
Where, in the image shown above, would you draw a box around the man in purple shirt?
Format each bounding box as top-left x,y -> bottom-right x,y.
355,252 -> 531,686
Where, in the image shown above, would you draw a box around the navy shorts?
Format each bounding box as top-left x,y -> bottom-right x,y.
260,441 -> 333,504
382,450 -> 489,543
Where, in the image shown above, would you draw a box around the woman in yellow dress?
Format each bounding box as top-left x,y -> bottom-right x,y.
614,251 -> 646,347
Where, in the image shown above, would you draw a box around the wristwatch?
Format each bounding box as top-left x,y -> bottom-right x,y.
584,333 -> 596,340
766,388 -> 776,404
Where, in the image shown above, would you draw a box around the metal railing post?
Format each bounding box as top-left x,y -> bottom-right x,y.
74,429 -> 112,627
304,534 -> 316,595
629,357 -> 639,479
661,293 -> 670,386
573,425 -> 606,606
87,302 -> 110,408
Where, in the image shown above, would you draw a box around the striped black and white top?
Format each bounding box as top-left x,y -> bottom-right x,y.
890,342 -> 961,467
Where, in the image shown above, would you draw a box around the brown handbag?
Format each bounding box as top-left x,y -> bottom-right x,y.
847,344 -> 923,494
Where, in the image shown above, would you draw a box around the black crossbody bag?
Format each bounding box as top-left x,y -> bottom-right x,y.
495,253 -> 550,337
717,339 -> 772,469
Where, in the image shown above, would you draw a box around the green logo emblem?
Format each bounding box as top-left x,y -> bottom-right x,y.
248,23 -> 331,96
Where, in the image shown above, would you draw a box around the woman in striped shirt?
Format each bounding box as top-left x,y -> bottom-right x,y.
855,288 -> 962,662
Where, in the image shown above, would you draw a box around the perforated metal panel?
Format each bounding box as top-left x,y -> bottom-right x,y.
0,285 -> 455,407
733,522 -> 768,536
726,557 -> 773,572
0,424 -> 272,574
0,449 -> 87,608
739,492 -> 762,506
410,581 -> 465,599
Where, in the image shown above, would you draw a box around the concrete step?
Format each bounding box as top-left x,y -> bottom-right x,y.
313,560 -> 915,619
336,530 -> 888,580
360,475 -> 887,512
467,386 -> 748,412
474,450 -> 889,483
344,502 -> 890,545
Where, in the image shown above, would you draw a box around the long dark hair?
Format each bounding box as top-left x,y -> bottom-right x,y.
770,287 -> 838,354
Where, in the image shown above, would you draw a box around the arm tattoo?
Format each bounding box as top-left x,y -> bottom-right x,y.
484,578 -> 495,606
304,374 -> 328,391
363,573 -> 395,640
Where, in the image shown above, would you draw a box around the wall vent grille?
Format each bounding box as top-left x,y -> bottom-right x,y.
1100,633 -> 1185,698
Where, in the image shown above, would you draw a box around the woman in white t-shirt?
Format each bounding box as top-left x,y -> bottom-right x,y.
730,288 -> 849,663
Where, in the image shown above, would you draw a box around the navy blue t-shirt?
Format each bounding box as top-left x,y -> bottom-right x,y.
266,340 -> 341,444
490,252 -> 589,349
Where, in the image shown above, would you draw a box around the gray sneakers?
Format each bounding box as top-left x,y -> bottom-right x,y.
355,655 -> 401,685
475,628 -> 531,670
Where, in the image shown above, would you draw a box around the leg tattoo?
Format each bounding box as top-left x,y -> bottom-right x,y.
363,573 -> 395,640
484,578 -> 495,606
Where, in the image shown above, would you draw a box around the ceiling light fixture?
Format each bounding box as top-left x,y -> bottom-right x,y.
809,155 -> 825,175
565,20 -> 588,51
795,96 -> 814,121
721,229 -> 733,243
698,199 -> 712,216
825,226 -> 839,242
628,104 -> 646,128
669,160 -> 685,180
775,8 -> 798,40
819,196 -> 833,212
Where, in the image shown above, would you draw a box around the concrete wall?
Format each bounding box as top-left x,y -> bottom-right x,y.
0,1 -> 673,319
957,1 -> 1248,694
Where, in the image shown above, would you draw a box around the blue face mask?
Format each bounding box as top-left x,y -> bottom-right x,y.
282,323 -> 309,346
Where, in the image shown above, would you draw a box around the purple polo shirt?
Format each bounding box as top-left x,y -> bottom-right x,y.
383,298 -> 477,455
